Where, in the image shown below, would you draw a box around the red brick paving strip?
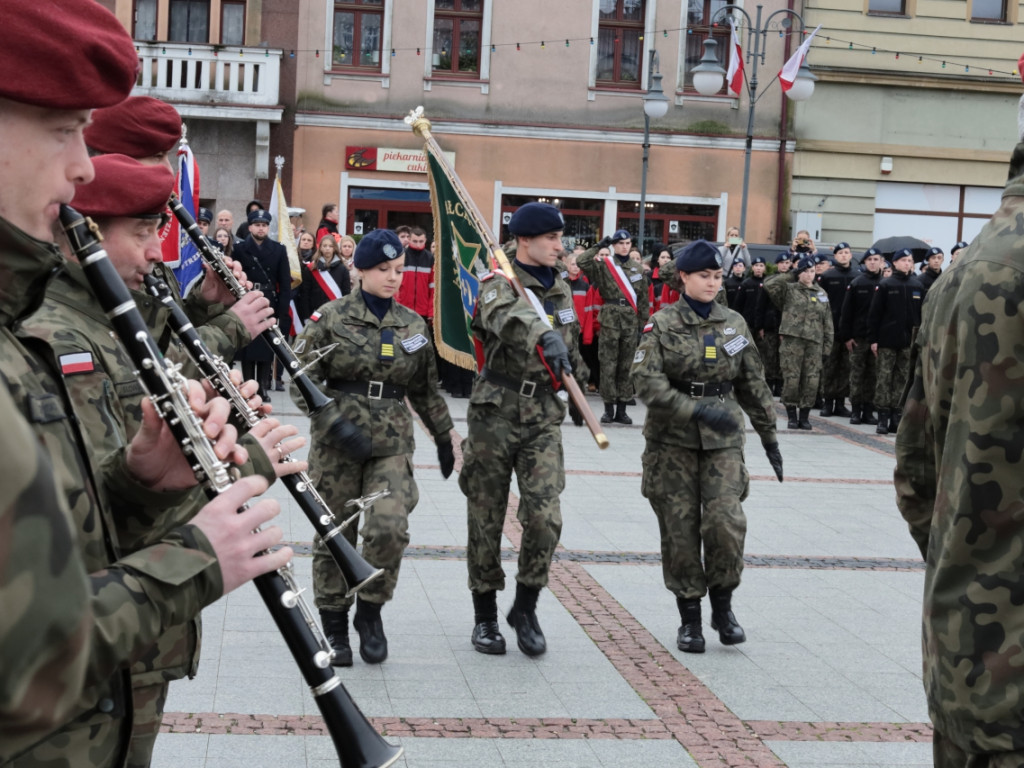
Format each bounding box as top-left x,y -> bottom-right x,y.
747,720 -> 932,742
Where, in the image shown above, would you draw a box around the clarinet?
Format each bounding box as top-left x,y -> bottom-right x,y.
143,273 -> 383,596
62,206 -> 402,768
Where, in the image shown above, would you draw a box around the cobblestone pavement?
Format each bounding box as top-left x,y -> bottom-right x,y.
153,389 -> 932,768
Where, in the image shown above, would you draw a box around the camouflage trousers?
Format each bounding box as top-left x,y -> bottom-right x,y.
757,333 -> 778,382
932,728 -> 1024,768
779,335 -> 823,409
597,317 -> 638,403
641,443 -> 750,600
873,346 -> 911,409
847,338 -> 877,404
822,340 -> 851,399
460,403 -> 564,593
309,451 -> 420,610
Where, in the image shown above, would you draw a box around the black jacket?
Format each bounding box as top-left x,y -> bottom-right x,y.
297,257 -> 351,322
919,266 -> 942,295
866,271 -> 923,349
817,264 -> 857,328
838,269 -> 883,341
724,274 -> 746,308
233,235 -> 291,361
731,274 -> 764,330
755,276 -> 782,333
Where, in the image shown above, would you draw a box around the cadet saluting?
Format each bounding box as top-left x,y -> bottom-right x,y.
632,240 -> 782,654
291,229 -> 455,666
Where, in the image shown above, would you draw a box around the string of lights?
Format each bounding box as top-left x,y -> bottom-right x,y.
135,24 -> 1020,79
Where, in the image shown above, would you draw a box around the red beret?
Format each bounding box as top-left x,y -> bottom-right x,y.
71,155 -> 174,219
0,0 -> 138,110
85,97 -> 182,157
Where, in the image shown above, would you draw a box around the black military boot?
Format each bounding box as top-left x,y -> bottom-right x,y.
613,402 -> 632,425
849,402 -> 863,425
772,379 -> 782,397
709,590 -> 746,645
820,398 -> 834,417
600,402 -> 614,424
833,398 -> 852,418
890,408 -> 902,432
797,407 -> 813,430
471,591 -> 506,655
875,409 -> 890,435
675,597 -> 705,654
506,582 -> 546,656
353,597 -> 388,664
786,405 -> 798,429
320,609 -> 353,667
861,405 -> 878,426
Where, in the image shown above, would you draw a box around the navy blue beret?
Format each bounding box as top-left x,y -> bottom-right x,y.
892,248 -> 913,262
951,240 -> 968,254
927,246 -> 943,256
674,240 -> 723,273
793,256 -> 816,274
198,207 -> 213,223
813,254 -> 831,265
883,260 -> 893,270
751,255 -> 766,265
610,228 -> 631,243
832,242 -> 850,254
248,209 -> 272,224
508,202 -> 565,237
774,252 -> 792,264
862,247 -> 882,259
354,228 -> 404,269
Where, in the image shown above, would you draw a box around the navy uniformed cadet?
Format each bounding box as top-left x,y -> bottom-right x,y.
817,242 -> 857,417
291,229 -> 454,666
754,252 -> 791,396
632,240 -> 782,653
0,2 -> 291,764
918,246 -> 944,295
460,202 -> 585,658
577,227 -> 649,424
837,247 -> 884,426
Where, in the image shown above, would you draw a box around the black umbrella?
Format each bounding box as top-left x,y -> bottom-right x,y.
870,235 -> 931,261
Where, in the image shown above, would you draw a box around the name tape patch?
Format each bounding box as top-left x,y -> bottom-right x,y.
723,335 -> 750,357
557,308 -> 575,325
400,334 -> 429,353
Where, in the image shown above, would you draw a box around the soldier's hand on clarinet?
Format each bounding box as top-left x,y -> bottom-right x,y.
189,475 -> 293,595
233,371 -> 272,415
764,442 -> 784,482
229,290 -> 276,340
249,418 -> 308,479
436,436 -> 455,479
128,379 -> 245,491
313,405 -> 371,460
567,399 -> 585,427
692,401 -> 739,433
539,330 -> 572,378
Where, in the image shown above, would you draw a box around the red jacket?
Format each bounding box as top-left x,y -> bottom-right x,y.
396,246 -> 434,318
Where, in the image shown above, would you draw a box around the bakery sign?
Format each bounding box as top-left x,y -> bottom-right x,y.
345,146 -> 455,174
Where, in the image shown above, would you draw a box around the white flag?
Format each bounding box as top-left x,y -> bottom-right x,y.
779,24 -> 821,92
727,21 -> 744,95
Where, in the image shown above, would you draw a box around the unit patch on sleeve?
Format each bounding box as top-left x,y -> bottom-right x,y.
643,321 -> 655,334
59,352 -> 95,375
723,335 -> 750,357
557,308 -> 575,325
633,349 -> 646,363
400,334 -> 429,353
483,289 -> 498,304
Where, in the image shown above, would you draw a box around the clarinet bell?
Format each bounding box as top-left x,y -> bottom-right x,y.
321,680 -> 403,768
322,529 -> 385,598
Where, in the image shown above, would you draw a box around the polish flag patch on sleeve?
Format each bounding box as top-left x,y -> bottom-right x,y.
60,352 -> 95,375
310,311 -> 322,323
643,321 -> 655,334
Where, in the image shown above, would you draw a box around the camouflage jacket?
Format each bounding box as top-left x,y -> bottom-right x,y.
893,141 -> 1024,753
763,272 -> 834,351
470,259 -> 585,428
0,217 -> 224,762
292,288 -> 453,457
577,245 -> 650,327
631,299 -> 777,450
0,384 -> 93,760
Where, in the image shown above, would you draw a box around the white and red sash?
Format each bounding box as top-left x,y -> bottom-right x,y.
603,258 -> 638,313
288,300 -> 303,336
309,264 -> 344,302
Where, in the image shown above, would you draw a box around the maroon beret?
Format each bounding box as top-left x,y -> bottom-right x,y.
71,155 -> 174,219
0,0 -> 138,110
85,97 -> 182,157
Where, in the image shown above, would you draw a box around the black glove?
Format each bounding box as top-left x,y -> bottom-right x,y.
692,401 -> 739,433
314,406 -> 371,461
437,439 -> 455,479
539,330 -> 572,378
764,442 -> 784,482
597,236 -> 613,250
567,399 -> 584,427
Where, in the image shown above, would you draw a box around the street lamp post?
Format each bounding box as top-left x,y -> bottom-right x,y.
691,4 -> 816,240
638,49 -> 669,256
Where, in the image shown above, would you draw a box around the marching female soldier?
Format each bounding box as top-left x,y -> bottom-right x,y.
632,240 -> 782,654
291,229 -> 455,665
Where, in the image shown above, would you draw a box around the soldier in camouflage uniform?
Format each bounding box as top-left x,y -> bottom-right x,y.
837,247 -> 884,426
632,240 -> 782,654
763,256 -> 833,430
817,243 -> 857,417
0,10 -> 291,764
893,136 -> 1024,768
19,154 -> 299,768
577,228 -> 649,424
866,248 -> 923,435
461,202 -> 585,658
754,253 -> 791,395
291,228 -> 454,666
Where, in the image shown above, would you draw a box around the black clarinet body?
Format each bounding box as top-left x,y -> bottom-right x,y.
62,206 -> 402,768
144,274 -> 383,596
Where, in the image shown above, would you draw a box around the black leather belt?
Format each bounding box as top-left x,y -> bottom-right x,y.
672,380 -> 733,398
327,379 -> 407,400
608,297 -> 631,306
480,366 -> 554,398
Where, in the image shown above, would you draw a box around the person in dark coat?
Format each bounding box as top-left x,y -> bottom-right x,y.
235,198 -> 263,241
234,208 -> 291,398
918,246 -> 944,295
297,234 -> 351,322
816,243 -> 858,417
